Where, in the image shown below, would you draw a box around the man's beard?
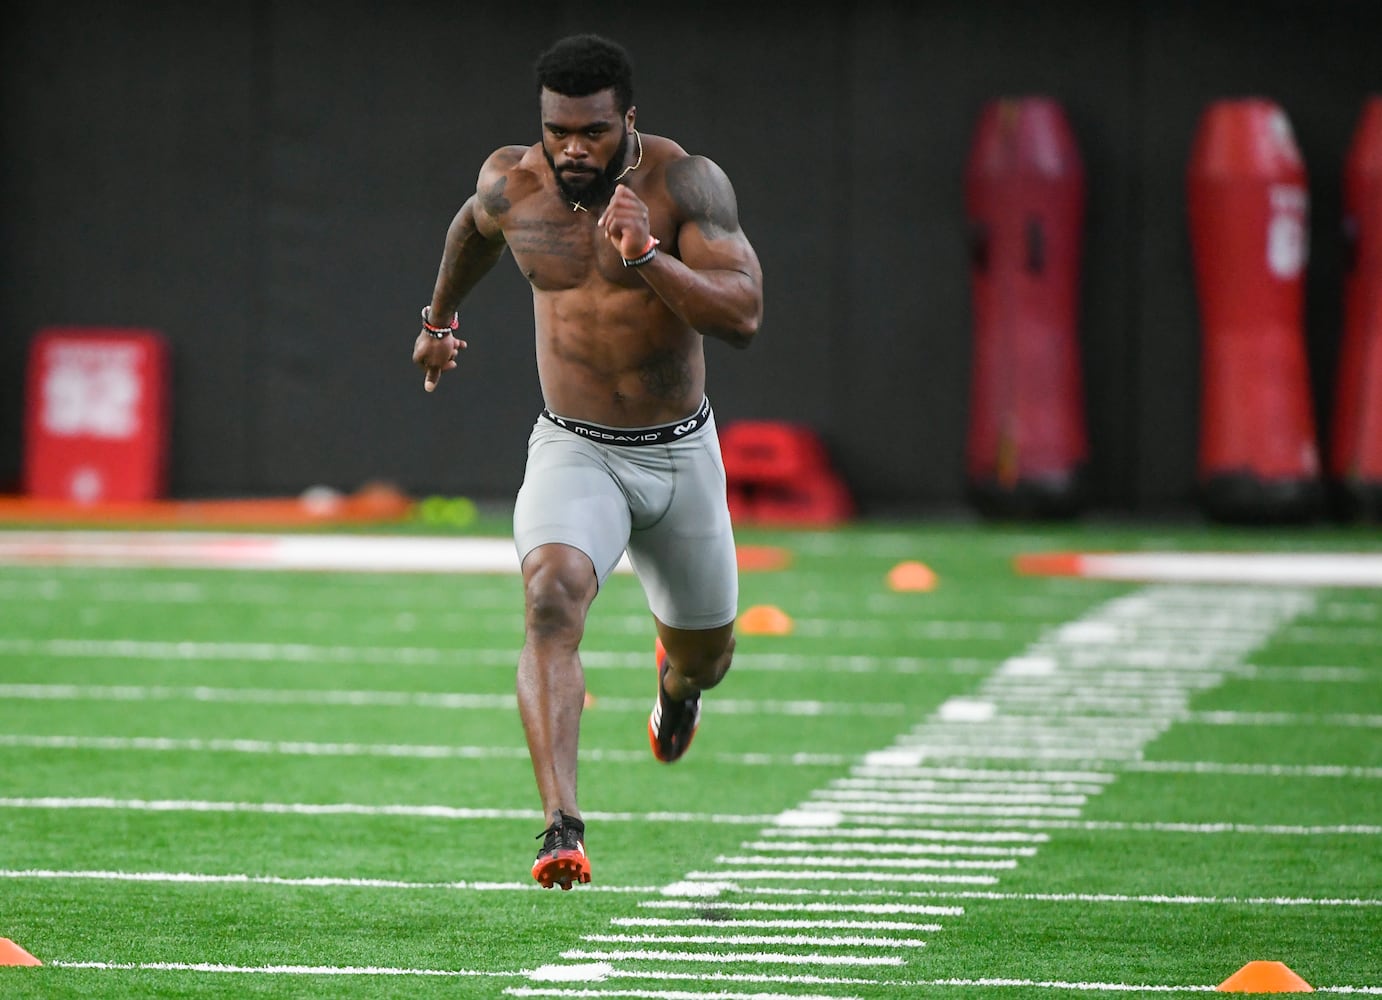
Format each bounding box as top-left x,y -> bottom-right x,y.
545,129 -> 630,208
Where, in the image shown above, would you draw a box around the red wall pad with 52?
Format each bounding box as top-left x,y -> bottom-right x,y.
718,420 -> 854,527
1187,99 -> 1323,523
1329,96 -> 1382,520
963,97 -> 1089,519
23,327 -> 171,503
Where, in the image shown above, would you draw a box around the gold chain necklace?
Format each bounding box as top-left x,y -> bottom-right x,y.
570,129 -> 642,212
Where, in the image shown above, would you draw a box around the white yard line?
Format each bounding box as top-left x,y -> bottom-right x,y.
9,794 -> 1367,832
608,917 -> 945,932
0,735 -> 850,768
35,960 -> 1382,995
15,681 -> 1377,727
0,683 -> 905,718
558,949 -> 903,967
45,959 -> 526,978
6,869 -> 1374,908
581,932 -> 929,949
739,841 -> 1038,857
0,637 -> 994,675
505,989 -> 857,1000
0,799 -> 778,824
639,901 -> 963,916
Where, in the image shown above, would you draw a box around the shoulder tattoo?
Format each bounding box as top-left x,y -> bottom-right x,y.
666,157 -> 739,240
478,174 -> 511,217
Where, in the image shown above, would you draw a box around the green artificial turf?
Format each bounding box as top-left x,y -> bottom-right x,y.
0,518 -> 1378,999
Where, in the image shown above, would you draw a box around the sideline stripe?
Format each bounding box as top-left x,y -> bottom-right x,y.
0,531 -> 774,580
0,531 -> 620,575
1016,550 -> 1382,588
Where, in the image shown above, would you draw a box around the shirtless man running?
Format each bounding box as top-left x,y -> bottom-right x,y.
411,33 -> 763,890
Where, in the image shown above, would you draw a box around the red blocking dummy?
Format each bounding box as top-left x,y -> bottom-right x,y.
1187,98 -> 1323,522
964,97 -> 1088,518
1329,95 -> 1382,519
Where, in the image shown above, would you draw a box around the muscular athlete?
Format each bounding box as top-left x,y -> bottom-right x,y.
411,34 -> 763,890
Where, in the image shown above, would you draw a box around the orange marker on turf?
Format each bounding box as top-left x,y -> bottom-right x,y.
0,938 -> 41,966
1216,960 -> 1313,992
738,604 -> 793,635
887,560 -> 938,592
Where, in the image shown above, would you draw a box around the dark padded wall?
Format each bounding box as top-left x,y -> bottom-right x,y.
1,1 -> 264,495
2,0 -> 1378,513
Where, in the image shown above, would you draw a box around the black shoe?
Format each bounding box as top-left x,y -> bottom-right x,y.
531,810 -> 590,890
648,638 -> 701,763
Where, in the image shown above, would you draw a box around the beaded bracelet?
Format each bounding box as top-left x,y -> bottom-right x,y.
421,306 -> 459,339
622,236 -> 660,268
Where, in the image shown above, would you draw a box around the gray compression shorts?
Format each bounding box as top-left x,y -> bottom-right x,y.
513,397 -> 738,631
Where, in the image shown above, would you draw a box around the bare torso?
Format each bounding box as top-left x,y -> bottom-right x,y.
482,137 -> 705,427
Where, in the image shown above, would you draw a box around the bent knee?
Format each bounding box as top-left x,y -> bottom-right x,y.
523,549 -> 597,639
669,635 -> 735,692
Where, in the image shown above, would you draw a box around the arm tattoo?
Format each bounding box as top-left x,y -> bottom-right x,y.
667,157 -> 739,240
638,349 -> 692,400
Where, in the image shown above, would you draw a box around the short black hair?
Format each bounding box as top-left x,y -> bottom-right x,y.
534,34 -> 634,114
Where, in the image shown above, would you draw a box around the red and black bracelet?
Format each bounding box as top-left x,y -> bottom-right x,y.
621,236 -> 660,268
421,306 -> 459,339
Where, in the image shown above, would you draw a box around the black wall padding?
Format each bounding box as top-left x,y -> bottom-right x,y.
2,0 -> 1378,513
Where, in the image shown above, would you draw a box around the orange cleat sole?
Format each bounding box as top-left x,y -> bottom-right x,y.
532,849 -> 591,890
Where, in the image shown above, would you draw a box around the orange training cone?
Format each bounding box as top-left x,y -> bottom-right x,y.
1217,960 -> 1313,992
738,604 -> 794,635
0,938 -> 41,966
888,560 -> 938,592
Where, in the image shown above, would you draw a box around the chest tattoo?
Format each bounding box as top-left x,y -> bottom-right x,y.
506,218 -> 586,259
